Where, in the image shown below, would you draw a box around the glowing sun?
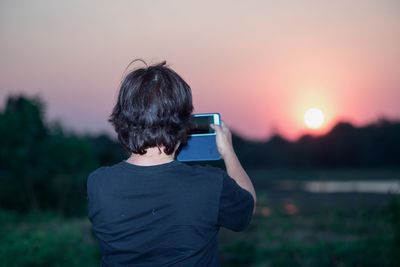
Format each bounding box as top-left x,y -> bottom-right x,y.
304,108 -> 325,129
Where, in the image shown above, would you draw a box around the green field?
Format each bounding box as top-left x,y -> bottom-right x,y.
219,196 -> 399,266
1,168 -> 399,267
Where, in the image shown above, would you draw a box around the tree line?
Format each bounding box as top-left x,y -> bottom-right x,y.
0,95 -> 125,216
233,118 -> 400,169
1,94 -> 399,215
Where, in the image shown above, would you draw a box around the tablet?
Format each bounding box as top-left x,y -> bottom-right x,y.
177,113 -> 221,161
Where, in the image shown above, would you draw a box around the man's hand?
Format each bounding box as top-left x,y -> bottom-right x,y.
210,121 -> 234,159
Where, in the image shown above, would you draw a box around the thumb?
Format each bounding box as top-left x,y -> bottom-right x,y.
210,123 -> 221,132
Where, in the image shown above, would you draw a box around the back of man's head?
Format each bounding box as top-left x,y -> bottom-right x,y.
109,60 -> 194,155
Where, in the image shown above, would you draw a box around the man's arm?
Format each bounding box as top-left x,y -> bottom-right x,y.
210,122 -> 257,211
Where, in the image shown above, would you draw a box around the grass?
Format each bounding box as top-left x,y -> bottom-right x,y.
0,210 -> 99,267
219,207 -> 397,267
218,188 -> 400,267
1,168 -> 399,267
0,206 -> 396,267
1,204 -> 396,267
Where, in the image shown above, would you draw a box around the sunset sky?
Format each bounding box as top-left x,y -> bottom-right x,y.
1,0 -> 399,140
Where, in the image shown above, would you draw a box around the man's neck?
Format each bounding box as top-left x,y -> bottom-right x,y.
126,147 -> 175,166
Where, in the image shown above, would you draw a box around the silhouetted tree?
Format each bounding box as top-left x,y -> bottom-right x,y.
0,95 -> 125,216
0,96 -> 47,211
84,134 -> 125,166
233,119 -> 400,169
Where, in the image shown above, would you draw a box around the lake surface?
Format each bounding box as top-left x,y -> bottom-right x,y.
261,180 -> 400,213
302,180 -> 400,194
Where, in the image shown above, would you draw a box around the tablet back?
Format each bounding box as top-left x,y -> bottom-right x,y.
177,135 -> 221,161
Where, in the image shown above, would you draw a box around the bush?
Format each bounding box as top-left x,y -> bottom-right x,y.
0,210 -> 99,267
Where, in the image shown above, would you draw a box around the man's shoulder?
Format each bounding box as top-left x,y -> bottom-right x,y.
175,163 -> 227,191
178,163 -> 225,177
87,162 -> 124,181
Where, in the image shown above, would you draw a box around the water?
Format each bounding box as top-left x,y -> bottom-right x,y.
303,180 -> 400,194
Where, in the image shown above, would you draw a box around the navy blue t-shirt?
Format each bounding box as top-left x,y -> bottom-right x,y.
87,160 -> 254,267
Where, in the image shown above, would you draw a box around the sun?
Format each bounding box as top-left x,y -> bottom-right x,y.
304,108 -> 325,129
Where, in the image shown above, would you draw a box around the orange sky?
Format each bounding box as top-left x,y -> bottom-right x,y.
1,0 -> 399,140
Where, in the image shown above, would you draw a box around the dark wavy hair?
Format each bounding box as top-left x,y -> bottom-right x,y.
109,60 -> 193,155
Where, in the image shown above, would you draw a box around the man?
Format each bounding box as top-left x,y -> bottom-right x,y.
87,60 -> 256,266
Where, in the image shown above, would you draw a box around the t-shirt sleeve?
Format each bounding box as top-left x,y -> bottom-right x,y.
87,172 -> 98,221
87,168 -> 105,222
217,171 -> 254,231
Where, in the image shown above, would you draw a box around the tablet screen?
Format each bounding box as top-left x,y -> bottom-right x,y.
189,115 -> 215,135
